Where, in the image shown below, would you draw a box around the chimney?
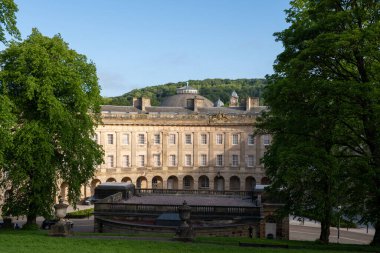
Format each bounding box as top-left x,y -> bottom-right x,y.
133,97 -> 141,109
246,97 -> 260,111
141,97 -> 151,111
133,97 -> 151,111
194,96 -> 204,112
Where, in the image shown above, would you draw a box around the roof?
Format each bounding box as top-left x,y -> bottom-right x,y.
100,104 -> 267,116
176,85 -> 198,94
215,99 -> 224,107
231,90 -> 238,97
160,94 -> 214,108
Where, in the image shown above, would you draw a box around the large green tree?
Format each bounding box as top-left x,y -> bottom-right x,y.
0,29 -> 104,225
258,80 -> 349,243
258,0 -> 380,245
0,0 -> 19,169
0,0 -> 20,44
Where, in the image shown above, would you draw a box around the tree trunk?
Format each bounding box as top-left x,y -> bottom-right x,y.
319,220 -> 330,244
26,214 -> 37,225
371,222 -> 380,246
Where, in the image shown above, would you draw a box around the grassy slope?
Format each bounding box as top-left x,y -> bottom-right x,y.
0,230 -> 378,253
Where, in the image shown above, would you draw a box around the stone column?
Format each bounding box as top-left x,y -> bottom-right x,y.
131,132 -> 136,167
178,132 -> 183,168
193,132 -> 198,167
116,131 -> 120,168
146,131 -> 151,167
162,131 -> 168,168
256,135 -> 262,167
240,131 -> 246,168
209,131 -> 214,167
224,132 -> 230,168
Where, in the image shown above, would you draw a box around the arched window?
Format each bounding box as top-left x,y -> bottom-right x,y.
198,175 -> 209,189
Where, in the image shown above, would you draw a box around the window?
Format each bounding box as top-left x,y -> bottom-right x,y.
186,99 -> 194,108
122,134 -> 129,145
232,155 -> 239,167
263,135 -> 270,146
169,134 -> 176,144
247,155 -> 255,167
248,134 -> 255,145
138,155 -> 145,167
138,134 -> 145,144
185,134 -> 192,144
200,154 -> 207,166
107,134 -> 114,144
185,154 -> 192,166
200,134 -> 207,144
154,134 -> 160,144
199,176 -> 209,188
93,134 -> 98,143
123,155 -> 130,167
169,155 -> 176,166
184,177 -> 192,189
216,154 -> 223,166
216,134 -> 223,145
153,154 -> 161,167
232,134 -> 239,145
107,155 -> 114,168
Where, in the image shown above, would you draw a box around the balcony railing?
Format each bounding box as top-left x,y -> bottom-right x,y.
136,188 -> 254,197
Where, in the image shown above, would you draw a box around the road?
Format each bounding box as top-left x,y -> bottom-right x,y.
290,224 -> 373,244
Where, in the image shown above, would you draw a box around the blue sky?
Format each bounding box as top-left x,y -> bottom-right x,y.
8,0 -> 290,97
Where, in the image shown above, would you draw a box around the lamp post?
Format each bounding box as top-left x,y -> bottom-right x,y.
337,205 -> 342,244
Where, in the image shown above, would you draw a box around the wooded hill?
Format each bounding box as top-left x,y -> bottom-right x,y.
102,78 -> 266,106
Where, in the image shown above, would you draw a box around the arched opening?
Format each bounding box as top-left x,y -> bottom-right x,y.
106,177 -> 116,182
121,177 -> 132,183
245,176 -> 257,191
214,176 -> 225,191
60,182 -> 69,201
261,177 -> 271,185
198,175 -> 209,189
230,176 -> 240,191
152,176 -> 163,189
167,176 -> 178,190
90,179 -> 101,196
136,176 -> 147,189
183,176 -> 194,190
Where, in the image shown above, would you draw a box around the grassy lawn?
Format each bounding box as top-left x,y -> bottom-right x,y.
0,230 -> 378,253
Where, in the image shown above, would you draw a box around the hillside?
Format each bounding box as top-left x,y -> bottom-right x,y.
102,78 -> 266,106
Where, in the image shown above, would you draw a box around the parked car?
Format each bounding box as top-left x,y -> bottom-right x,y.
82,196 -> 96,205
41,219 -> 73,230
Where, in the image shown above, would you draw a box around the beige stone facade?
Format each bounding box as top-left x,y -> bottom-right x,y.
78,87 -> 270,199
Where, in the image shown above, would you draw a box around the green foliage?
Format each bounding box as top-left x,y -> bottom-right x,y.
257,0 -> 380,244
21,223 -> 40,231
65,208 -> 93,218
104,79 -> 266,106
0,29 -> 104,224
0,95 -> 15,167
0,0 -> 20,44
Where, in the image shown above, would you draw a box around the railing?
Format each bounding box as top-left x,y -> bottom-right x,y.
94,202 -> 261,218
136,188 -> 254,197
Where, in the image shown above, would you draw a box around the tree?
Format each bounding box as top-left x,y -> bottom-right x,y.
0,29 -> 104,226
257,78 -> 350,243
0,0 -> 20,44
258,0 -> 380,244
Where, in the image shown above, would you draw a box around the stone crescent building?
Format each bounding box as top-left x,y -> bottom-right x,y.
60,85 -> 271,199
